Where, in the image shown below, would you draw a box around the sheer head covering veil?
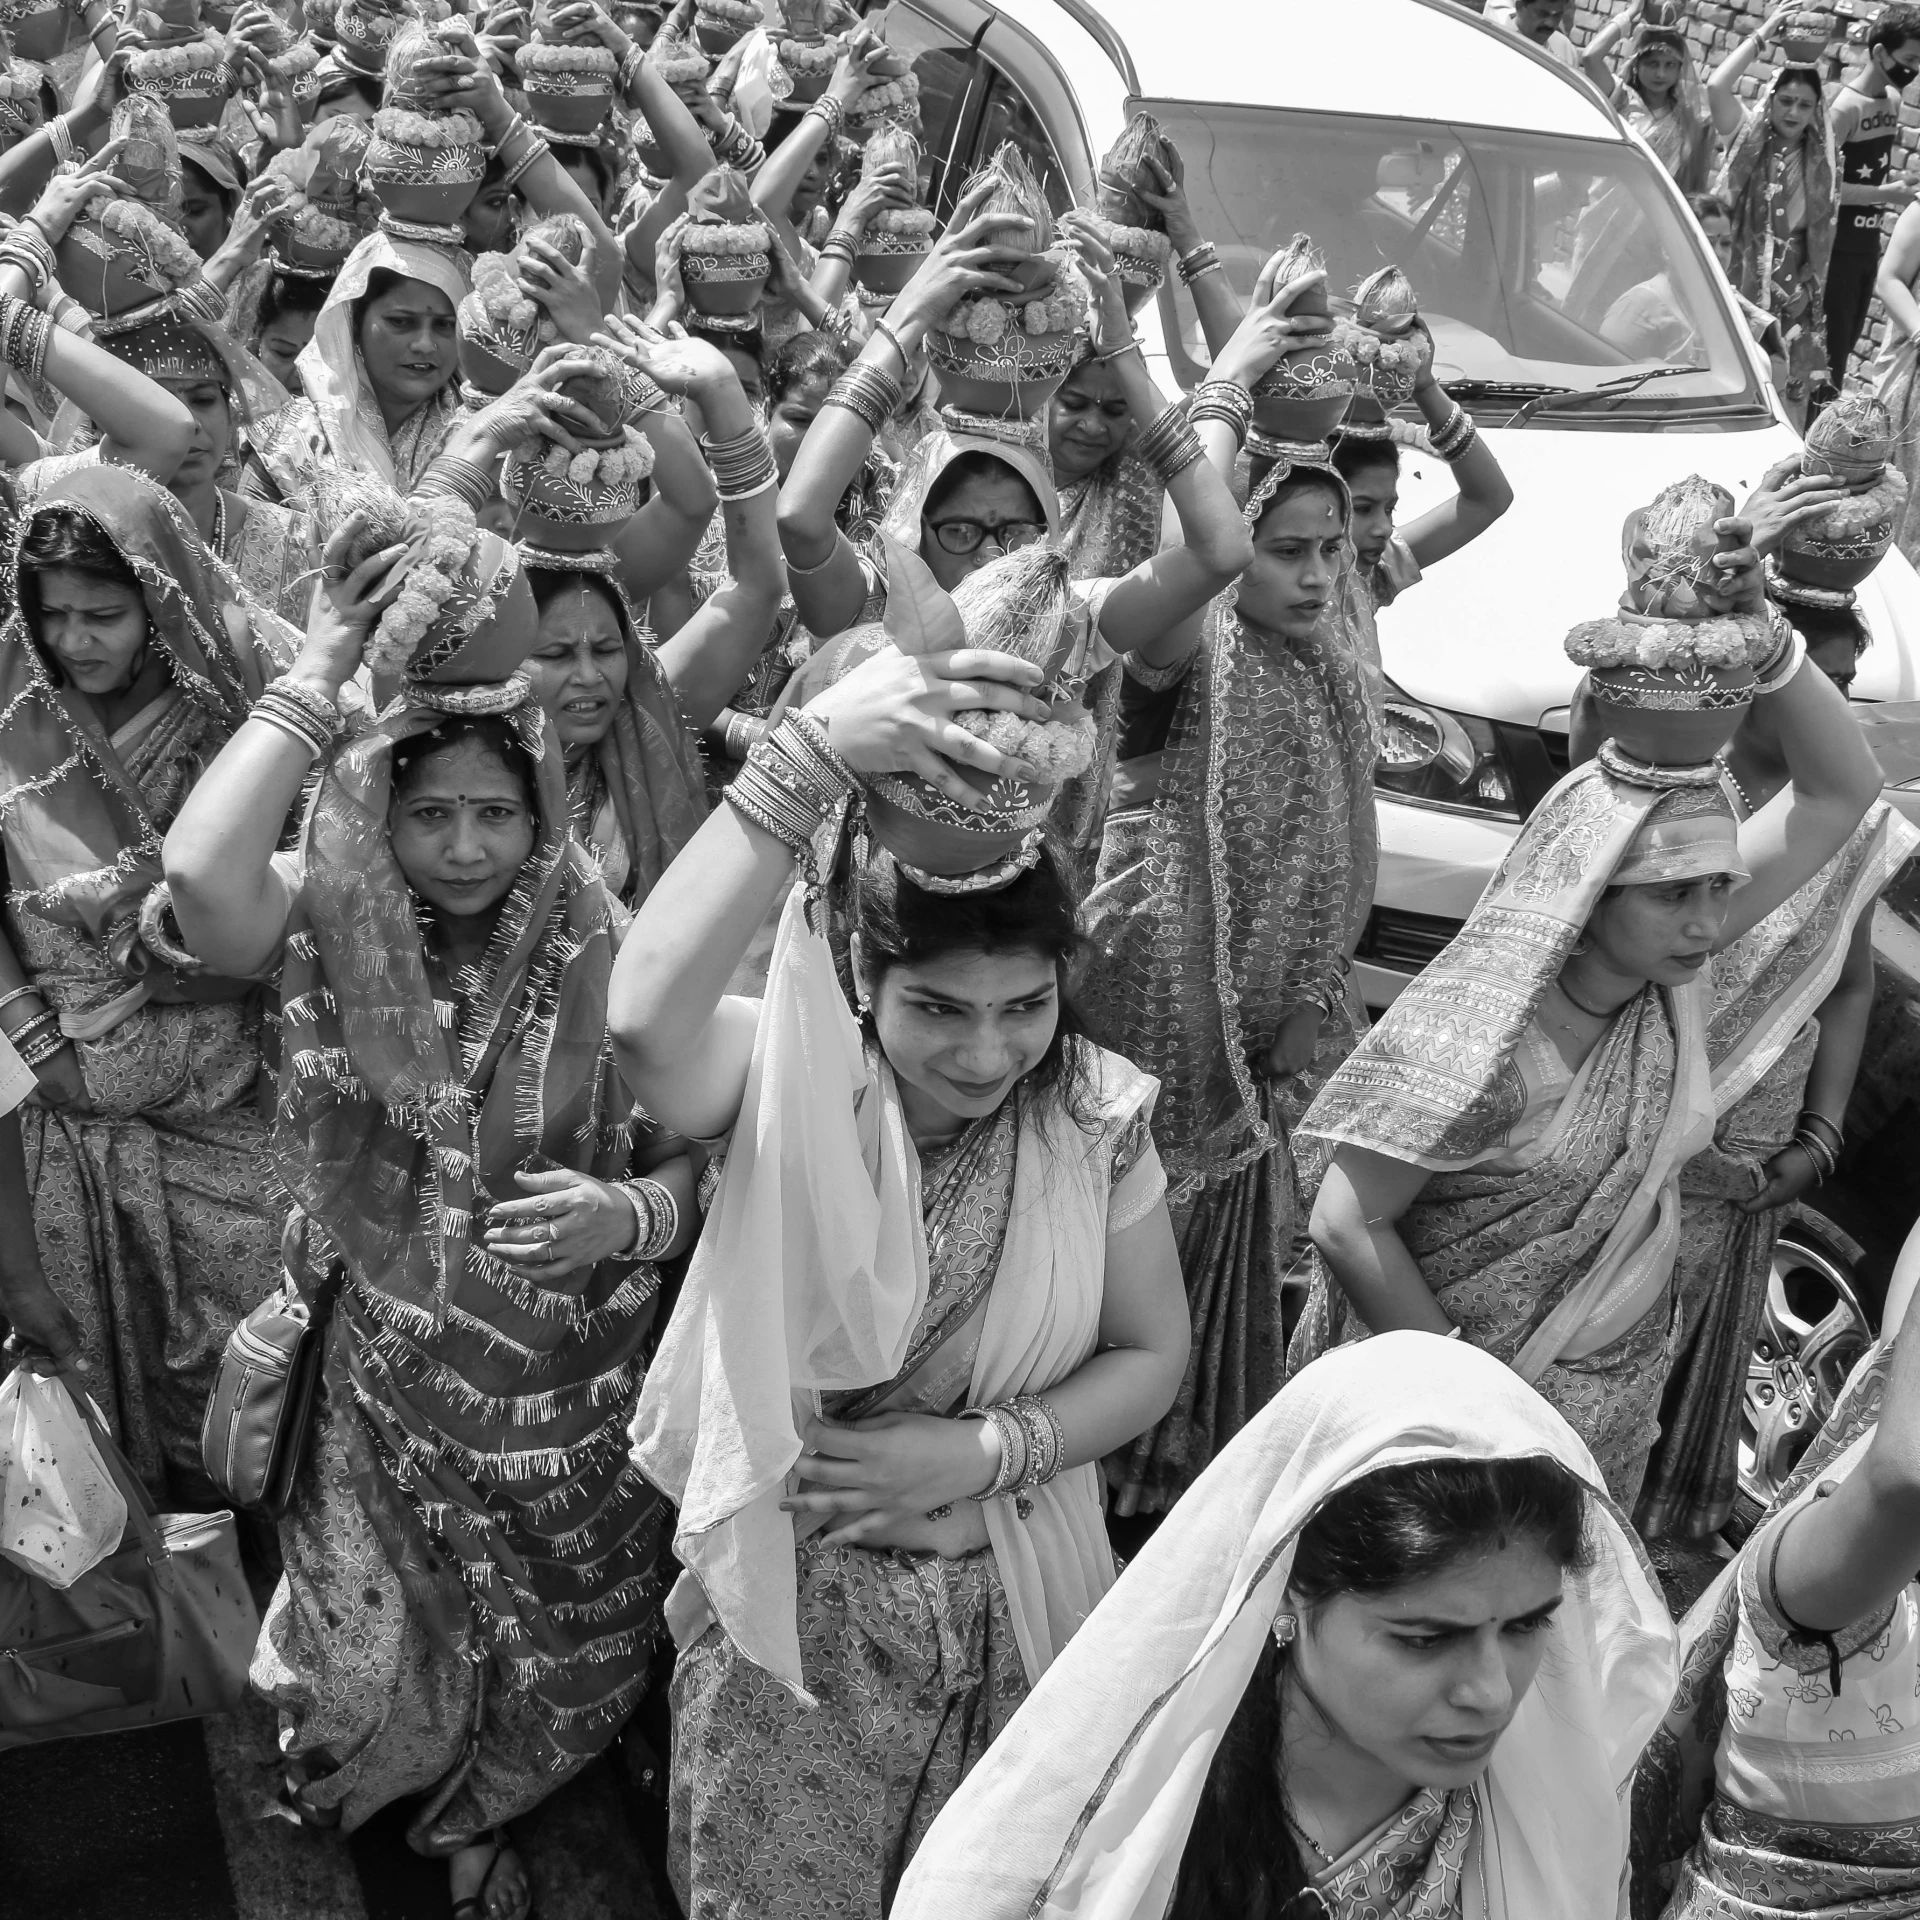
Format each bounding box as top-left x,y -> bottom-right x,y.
0,466 -> 279,959
1623,0 -> 1709,135
516,546 -> 707,903
290,227 -> 469,487
892,1331 -> 1677,1920
877,419 -> 1061,558
1721,64 -> 1838,296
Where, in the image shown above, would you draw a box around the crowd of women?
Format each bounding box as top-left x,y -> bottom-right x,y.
0,0 -> 1914,1914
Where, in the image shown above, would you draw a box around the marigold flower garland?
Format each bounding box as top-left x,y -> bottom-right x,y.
680,217 -> 771,257
1562,611 -> 1773,673
372,104 -> 486,149
953,706 -> 1096,784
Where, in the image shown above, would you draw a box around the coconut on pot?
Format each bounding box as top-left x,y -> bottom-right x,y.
1089,112 -> 1174,314
1774,393 -> 1908,601
854,123 -> 936,297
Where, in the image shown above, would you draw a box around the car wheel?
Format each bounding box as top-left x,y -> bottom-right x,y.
1728,1210 -> 1875,1548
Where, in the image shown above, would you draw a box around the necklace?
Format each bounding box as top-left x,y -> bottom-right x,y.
1282,1805 -> 1335,1869
205,487 -> 228,558
1553,973 -> 1620,1021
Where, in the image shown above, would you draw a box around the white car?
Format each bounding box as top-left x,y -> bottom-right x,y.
867,0 -> 1920,1003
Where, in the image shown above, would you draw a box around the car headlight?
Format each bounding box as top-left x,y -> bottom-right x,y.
1375,690 -> 1521,819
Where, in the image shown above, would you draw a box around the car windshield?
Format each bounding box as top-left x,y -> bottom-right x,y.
1142,101 -> 1761,422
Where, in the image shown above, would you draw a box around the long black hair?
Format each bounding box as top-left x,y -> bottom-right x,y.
16,507 -> 147,676
1168,1454 -> 1592,1920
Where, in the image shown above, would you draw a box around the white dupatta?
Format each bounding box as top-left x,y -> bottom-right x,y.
629,885 -> 1138,1694
892,1333 -> 1678,1920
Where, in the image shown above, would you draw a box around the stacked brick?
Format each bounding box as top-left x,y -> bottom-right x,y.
1565,0 -> 1896,385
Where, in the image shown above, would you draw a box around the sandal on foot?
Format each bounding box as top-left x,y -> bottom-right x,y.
449,1827 -> 533,1920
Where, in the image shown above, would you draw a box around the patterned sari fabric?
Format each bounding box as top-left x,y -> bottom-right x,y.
520,547 -> 707,909
250,683 -> 671,1850
248,231 -> 469,511
667,1072 -> 1164,1919
1632,1342 -> 1920,1919
0,467 -> 289,1491
1080,461 -> 1377,1516
1052,437 -> 1165,879
1719,80 -> 1837,396
1294,762 -> 1755,1505
1638,803 -> 1917,1542
1873,324 -> 1920,569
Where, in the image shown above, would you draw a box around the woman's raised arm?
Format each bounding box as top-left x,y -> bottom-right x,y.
165,522 -> 409,975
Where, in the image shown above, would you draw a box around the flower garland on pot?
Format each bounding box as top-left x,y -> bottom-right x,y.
498,345 -> 657,550
854,124 -> 935,295
458,213 -> 589,396
774,0 -> 839,103
517,36 -> 619,141
266,117 -> 376,274
366,18 -> 488,230
675,165 -> 770,331
57,95 -> 205,317
1091,112 -> 1173,314
125,0 -> 233,131
846,42 -> 918,137
693,0 -> 760,55
1775,394 -> 1910,598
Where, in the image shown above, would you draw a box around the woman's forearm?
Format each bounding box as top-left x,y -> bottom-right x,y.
56,333 -> 196,478
1402,376 -> 1514,567
632,61 -> 716,188
1801,916 -> 1876,1128
609,403 -> 717,602
1879,210 -> 1920,337
1309,1149 -> 1450,1337
1709,38 -> 1760,135
655,485 -> 786,729
750,101 -> 830,223
1042,1345 -> 1185,1471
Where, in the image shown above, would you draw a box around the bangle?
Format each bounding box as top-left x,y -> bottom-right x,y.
502,131 -> 550,191
618,1176 -> 680,1260
252,680 -> 342,761
1134,399 -> 1204,485
696,1152 -> 724,1216
823,360 -> 903,436
8,1007 -> 58,1049
0,294 -> 51,385
805,93 -> 845,143
17,1026 -> 67,1069
816,230 -> 857,266
871,316 -> 911,370
724,709 -> 856,867
1790,1130 -> 1835,1184
1010,1393 -> 1065,1490
1093,331 -> 1143,364
0,221 -> 54,298
1189,377 -> 1253,447
784,536 -> 845,579
1797,1110 -> 1845,1155
963,1405 -> 1027,1501
47,116 -> 75,170
1176,240 -> 1219,287
1434,417 -> 1477,464
619,42 -> 646,95
1753,625 -> 1805,697
701,421 -> 779,501
418,452 -> 497,511
720,710 -> 762,760
489,110 -> 529,161
0,984 -> 47,1022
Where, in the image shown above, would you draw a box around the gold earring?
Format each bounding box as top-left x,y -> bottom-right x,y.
1272,1612 -> 1298,1650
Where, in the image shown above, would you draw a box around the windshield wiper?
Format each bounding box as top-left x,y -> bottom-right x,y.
1507,365 -> 1696,426
1444,379 -> 1572,402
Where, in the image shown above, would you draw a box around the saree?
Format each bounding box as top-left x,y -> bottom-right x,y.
666,1050 -> 1165,1919
1294,762 -> 1743,1502
1719,79 -> 1837,398
250,680 -> 671,1849
892,1332 -> 1679,1920
519,546 -> 706,907
248,229 -> 469,511
1872,307 -> 1920,569
1081,452 -> 1377,1515
1633,1339 -> 1920,1918
1638,800 -> 1918,1541
1,467 -> 289,1492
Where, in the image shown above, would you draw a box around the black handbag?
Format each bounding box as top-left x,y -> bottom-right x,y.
200,1265 -> 340,1516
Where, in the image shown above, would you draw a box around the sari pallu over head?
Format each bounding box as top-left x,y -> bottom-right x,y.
890,1332 -> 1678,1920
276,677 -> 668,1752
1300,760 -> 1739,1388
0,466 -> 280,1027
261,228 -> 468,501
517,546 -> 707,907
1083,450 -> 1377,1198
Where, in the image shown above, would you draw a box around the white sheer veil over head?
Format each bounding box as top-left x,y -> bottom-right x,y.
892,1331 -> 1679,1920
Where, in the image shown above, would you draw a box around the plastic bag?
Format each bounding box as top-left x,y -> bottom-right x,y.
0,1368 -> 128,1589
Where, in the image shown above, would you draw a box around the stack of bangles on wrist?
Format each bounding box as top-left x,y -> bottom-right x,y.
701,422 -> 778,501
252,680 -> 343,761
723,710 -> 856,866
823,359 -> 904,436
1792,1110 -> 1844,1184
963,1394 -> 1068,1511
0,293 -> 52,385
419,453 -> 497,511
713,118 -> 764,171
1176,240 -> 1220,287
618,42 -> 647,96
0,218 -> 54,298
1428,403 -> 1476,463
720,710 -> 763,761
1752,620 -> 1804,695
816,226 -> 858,267
1188,378 -> 1253,448
493,115 -> 551,190
7,1003 -> 65,1069
47,117 -> 76,170
806,94 -> 846,143
618,1176 -> 680,1261
1092,331 -> 1142,364
1134,399 -> 1205,484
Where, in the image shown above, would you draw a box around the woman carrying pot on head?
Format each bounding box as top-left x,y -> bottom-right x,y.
1584,0 -> 1718,192
776,186 -> 1255,880
162,529 -> 695,1920
1635,456 -> 1917,1545
1636,1288 -> 1920,1916
1708,10 -> 1837,426
507,325 -> 791,906
1077,253 -> 1387,1530
890,1332 -> 1677,1920
1292,481 -> 1881,1504
608,550 -> 1192,1916
0,467 -> 298,1501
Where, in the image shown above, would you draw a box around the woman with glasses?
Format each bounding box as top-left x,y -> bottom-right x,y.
775,185 -> 1254,855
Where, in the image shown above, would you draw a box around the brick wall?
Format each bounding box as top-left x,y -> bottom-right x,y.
1567,1 -> 1899,384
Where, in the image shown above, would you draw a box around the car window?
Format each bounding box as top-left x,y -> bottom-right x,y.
1145,100 -> 1761,421
973,67 -> 1073,215
880,3 -> 983,216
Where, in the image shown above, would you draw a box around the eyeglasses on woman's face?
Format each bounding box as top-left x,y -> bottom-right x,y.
924,516 -> 1047,556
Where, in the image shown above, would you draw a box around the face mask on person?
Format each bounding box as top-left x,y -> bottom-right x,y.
1880,45 -> 1920,90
